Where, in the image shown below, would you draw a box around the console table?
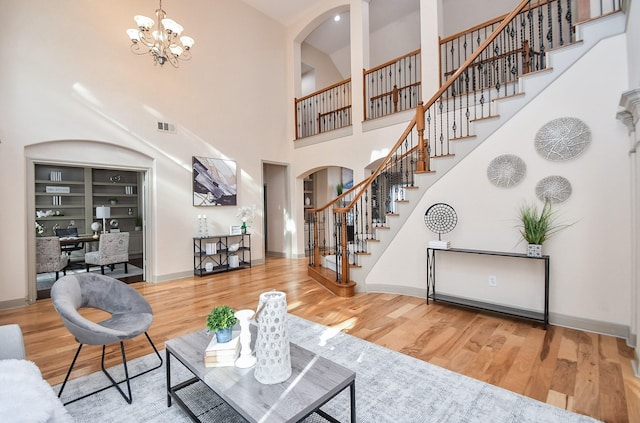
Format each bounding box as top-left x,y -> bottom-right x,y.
427,248 -> 549,329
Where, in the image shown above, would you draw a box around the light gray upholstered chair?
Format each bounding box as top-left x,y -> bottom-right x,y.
84,232 -> 129,274
51,273 -> 162,405
36,236 -> 69,280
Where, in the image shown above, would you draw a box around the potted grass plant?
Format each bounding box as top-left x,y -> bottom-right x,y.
517,199 -> 569,257
206,305 -> 238,343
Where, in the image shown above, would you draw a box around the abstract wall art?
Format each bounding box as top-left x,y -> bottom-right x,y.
193,156 -> 237,206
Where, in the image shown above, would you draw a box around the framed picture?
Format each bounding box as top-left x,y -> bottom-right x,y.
229,225 -> 242,235
193,156 -> 237,206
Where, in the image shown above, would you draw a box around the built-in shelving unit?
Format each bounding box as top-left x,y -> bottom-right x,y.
303,175 -> 315,211
34,164 -> 143,256
193,234 -> 251,276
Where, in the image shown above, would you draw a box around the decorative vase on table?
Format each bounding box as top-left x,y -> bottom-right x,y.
241,221 -> 247,234
527,244 -> 542,257
254,291 -> 291,384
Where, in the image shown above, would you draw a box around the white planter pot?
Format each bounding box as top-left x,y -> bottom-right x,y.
527,244 -> 542,257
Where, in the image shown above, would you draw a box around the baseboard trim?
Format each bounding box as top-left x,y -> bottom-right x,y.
364,283 -> 426,298
0,297 -> 30,311
151,260 -> 265,283
549,313 -> 630,340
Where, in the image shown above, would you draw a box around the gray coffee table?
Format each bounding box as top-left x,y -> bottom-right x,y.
165,330 -> 356,422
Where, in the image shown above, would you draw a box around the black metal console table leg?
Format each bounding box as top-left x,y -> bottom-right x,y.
426,248 -> 436,305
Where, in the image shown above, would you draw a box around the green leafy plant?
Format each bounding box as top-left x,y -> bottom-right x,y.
517,199 -> 569,244
205,305 -> 238,332
336,183 -> 344,195
134,215 -> 142,226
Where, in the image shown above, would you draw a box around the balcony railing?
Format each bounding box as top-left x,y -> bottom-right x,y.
295,78 -> 352,139
364,49 -> 422,120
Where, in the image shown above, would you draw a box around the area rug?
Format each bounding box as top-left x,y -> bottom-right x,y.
37,264 -> 143,291
57,315 -> 599,423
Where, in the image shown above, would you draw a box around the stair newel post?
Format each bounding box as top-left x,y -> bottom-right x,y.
415,102 -> 429,172
335,208 -> 350,284
312,210 -> 321,269
392,85 -> 399,113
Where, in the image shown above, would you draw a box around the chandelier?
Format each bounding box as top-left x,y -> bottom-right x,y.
126,0 -> 195,67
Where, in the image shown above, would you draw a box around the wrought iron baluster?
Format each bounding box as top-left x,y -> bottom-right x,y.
547,0 -> 553,48
566,0 -> 573,43
557,0 -> 564,46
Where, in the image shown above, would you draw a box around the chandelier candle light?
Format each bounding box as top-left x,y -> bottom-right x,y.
127,0 -> 195,67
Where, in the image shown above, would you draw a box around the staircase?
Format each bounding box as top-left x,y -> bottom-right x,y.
307,0 -> 626,296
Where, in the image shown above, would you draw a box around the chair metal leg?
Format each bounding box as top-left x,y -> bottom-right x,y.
57,343 -> 83,401
58,332 -> 163,405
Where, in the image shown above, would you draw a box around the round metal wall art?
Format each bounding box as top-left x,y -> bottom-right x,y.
535,175 -> 572,203
487,154 -> 526,188
534,117 -> 591,161
424,203 -> 458,236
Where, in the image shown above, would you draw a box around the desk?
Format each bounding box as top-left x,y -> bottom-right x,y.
59,235 -> 99,246
427,248 -> 549,329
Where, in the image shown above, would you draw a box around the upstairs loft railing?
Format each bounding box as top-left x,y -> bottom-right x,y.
440,0 -> 622,97
307,0 -> 622,285
295,78 -> 352,139
364,49 -> 422,120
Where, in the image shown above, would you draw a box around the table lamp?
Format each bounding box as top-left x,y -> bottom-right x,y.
90,222 -> 101,238
96,206 -> 111,234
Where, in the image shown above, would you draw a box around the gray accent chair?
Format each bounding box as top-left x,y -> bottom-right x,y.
51,273 -> 162,405
36,236 -> 69,280
84,232 -> 129,274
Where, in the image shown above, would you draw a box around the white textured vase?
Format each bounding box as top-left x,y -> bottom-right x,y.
254,291 -> 291,384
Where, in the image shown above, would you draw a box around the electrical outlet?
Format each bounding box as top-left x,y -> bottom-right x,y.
488,275 -> 497,287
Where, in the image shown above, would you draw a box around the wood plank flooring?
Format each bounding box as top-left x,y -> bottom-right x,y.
1,257 -> 637,422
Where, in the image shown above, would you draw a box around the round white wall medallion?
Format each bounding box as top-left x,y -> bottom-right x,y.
487,154 -> 526,188
534,117 -> 591,161
535,175 -> 572,203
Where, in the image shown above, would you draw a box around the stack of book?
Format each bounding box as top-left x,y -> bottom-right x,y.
204,335 -> 240,367
428,240 -> 451,249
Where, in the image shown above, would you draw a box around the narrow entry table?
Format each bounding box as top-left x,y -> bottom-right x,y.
427,247 -> 550,329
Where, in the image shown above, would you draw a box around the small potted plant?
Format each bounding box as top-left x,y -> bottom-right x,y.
134,215 -> 142,231
206,305 -> 238,343
517,199 -> 569,257
108,197 -> 118,205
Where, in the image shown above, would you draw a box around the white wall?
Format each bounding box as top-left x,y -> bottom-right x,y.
301,43 -> 344,94
0,0 -> 290,306
369,11 -> 421,67
627,0 -> 640,87
441,0 -> 519,37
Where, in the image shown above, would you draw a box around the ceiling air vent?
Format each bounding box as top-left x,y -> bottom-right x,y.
157,122 -> 176,133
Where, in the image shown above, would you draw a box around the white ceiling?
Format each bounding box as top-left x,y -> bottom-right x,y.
240,0 -> 420,55
239,0 -> 325,26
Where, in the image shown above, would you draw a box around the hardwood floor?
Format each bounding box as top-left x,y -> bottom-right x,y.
1,257 -> 638,422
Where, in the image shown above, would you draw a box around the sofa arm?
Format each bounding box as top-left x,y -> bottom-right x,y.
0,324 -> 26,360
